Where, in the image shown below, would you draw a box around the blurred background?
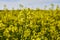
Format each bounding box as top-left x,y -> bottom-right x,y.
0,0 -> 60,10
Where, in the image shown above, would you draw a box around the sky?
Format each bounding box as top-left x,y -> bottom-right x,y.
0,0 -> 60,10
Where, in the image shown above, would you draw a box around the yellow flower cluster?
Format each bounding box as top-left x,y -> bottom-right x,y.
0,8 -> 60,40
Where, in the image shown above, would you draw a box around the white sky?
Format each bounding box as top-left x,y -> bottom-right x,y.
0,0 -> 60,10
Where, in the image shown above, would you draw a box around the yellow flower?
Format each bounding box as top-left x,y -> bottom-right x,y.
3,28 -> 10,38
36,38 -> 41,40
24,29 -> 30,37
